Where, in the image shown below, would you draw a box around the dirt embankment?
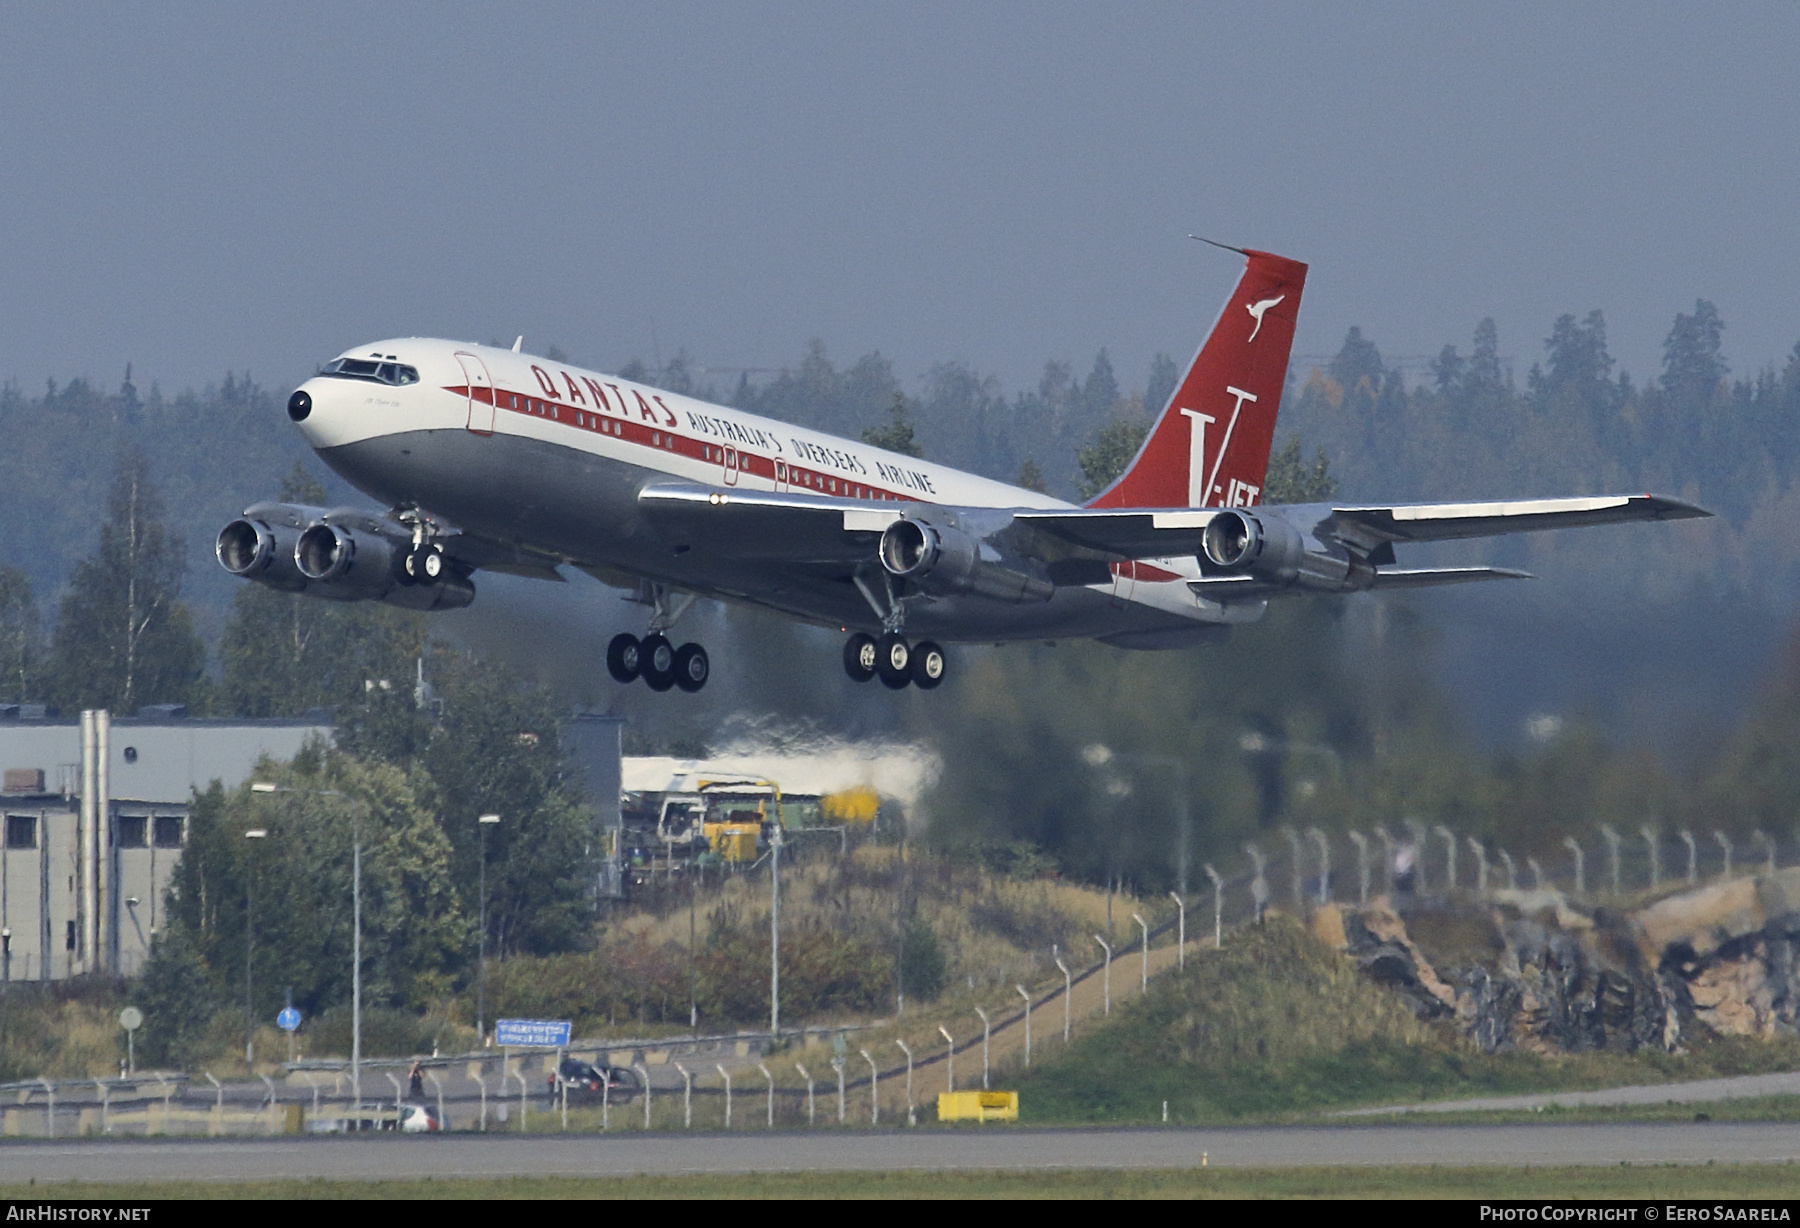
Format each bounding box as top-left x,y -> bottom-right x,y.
1308,868 -> 1800,1054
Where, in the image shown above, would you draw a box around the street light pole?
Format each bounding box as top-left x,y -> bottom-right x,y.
243,828 -> 266,1067
770,824 -> 782,1036
477,814 -> 500,1044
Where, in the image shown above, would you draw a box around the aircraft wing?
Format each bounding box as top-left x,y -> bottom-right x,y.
637,484 -> 1710,575
1321,494 -> 1709,548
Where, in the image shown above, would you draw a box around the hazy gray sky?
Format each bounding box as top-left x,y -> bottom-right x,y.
3,3 -> 1796,405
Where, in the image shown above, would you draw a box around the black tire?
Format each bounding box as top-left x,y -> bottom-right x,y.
910,640 -> 946,689
876,633 -> 911,689
405,544 -> 442,587
673,642 -> 709,692
390,546 -> 417,587
843,633 -> 877,682
606,633 -> 642,683
641,633 -> 677,692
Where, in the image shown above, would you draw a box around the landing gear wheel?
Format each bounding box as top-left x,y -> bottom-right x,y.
910,640 -> 946,690
673,642 -> 709,693
405,544 -> 445,586
640,633 -> 677,692
843,633 -> 878,683
606,633 -> 642,683
876,633 -> 911,690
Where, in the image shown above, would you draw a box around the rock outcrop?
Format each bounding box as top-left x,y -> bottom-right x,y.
1324,868 -> 1800,1054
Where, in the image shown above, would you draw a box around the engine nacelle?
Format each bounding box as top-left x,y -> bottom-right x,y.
879,516 -> 1052,603
295,523 -> 397,592
1200,509 -> 1306,581
216,517 -> 307,592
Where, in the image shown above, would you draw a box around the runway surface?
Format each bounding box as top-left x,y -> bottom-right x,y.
1,1123 -> 1798,1183
1340,1070 -> 1800,1115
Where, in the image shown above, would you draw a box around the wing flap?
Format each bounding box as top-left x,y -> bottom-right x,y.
1369,566 -> 1532,589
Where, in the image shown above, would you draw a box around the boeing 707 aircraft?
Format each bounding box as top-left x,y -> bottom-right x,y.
217,246 -> 1708,693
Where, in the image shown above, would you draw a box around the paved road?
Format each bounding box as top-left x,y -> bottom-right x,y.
1340,1071 -> 1800,1116
2,1124 -> 1799,1183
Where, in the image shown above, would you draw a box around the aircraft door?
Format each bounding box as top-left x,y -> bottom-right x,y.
455,352 -> 495,435
774,459 -> 790,491
722,446 -> 740,486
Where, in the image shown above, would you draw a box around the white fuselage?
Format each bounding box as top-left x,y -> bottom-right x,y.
292,338 -> 1218,642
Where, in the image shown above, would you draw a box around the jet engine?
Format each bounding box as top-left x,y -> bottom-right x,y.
878,515 -> 1052,603
216,514 -> 308,592
1199,508 -> 1306,581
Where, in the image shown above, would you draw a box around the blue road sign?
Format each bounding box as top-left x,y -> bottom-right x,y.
277,1007 -> 301,1032
495,1018 -> 571,1047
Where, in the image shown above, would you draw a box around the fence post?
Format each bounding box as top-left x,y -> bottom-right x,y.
1466,837 -> 1489,894
795,1062 -> 814,1126
1434,824 -> 1457,891
1681,830 -> 1698,884
426,1069 -> 445,1132
1094,935 -> 1113,1014
634,1064 -> 652,1131
41,1078 -> 53,1139
1373,825 -> 1395,894
1203,865 -> 1223,947
1307,828 -> 1331,905
1714,831 -> 1734,881
860,1049 -> 878,1125
830,1058 -> 845,1124
938,1026 -> 955,1093
716,1064 -> 732,1130
1055,959 -> 1072,1042
1016,986 -> 1032,1068
675,1063 -> 692,1129
758,1062 -> 775,1129
1527,857 -> 1544,891
1498,848 -> 1516,890
1642,826 -> 1661,888
1281,827 -> 1304,906
974,1008 -> 991,1089
1347,832 -> 1369,905
1168,892 -> 1185,968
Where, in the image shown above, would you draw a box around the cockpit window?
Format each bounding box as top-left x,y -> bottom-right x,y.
319,357 -> 420,386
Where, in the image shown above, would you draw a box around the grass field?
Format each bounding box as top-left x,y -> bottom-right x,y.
4,1165 -> 1800,1200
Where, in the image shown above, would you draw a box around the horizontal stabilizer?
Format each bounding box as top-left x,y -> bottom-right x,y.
1370,566 -> 1532,589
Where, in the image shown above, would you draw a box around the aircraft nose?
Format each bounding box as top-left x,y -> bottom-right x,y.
288,389 -> 312,421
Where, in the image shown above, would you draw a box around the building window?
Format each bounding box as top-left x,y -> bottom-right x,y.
153,816 -> 184,848
65,920 -> 75,951
116,815 -> 148,848
4,815 -> 35,849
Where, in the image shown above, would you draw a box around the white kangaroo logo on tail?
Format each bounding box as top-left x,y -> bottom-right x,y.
1246,295 -> 1284,342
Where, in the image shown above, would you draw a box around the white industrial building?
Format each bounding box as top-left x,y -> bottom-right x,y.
0,708 -> 330,979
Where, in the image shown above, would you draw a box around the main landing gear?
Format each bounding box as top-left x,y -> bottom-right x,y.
608,632 -> 709,693
843,632 -> 945,690
608,583 -> 708,692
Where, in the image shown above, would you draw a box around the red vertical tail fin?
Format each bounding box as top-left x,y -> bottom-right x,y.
1087,248 -> 1307,509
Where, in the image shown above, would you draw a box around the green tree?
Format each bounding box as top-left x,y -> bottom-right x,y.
1076,416 -> 1149,500
1261,436 -> 1337,504
168,752 -> 467,1018
1144,352 -> 1180,417
421,652 -> 594,957
1661,298 -> 1727,410
45,448 -> 205,712
862,392 -> 924,458
0,565 -> 41,703
134,920 -> 218,1069
1015,458 -> 1049,494
897,917 -> 946,1001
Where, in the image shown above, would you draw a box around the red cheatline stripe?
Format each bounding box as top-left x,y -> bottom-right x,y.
443,384 -> 919,504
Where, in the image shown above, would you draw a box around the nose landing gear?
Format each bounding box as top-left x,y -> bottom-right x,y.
843,632 -> 945,690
